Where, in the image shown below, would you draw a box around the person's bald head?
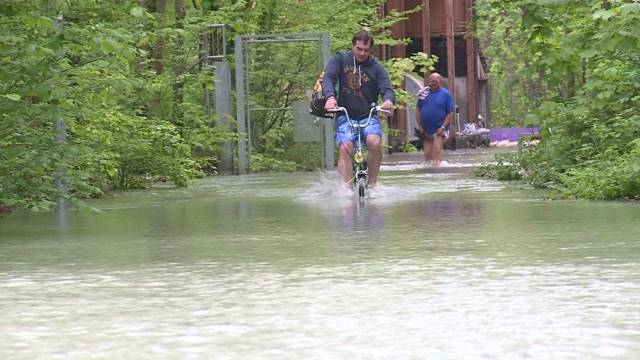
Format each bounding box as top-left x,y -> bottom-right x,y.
428,72 -> 443,91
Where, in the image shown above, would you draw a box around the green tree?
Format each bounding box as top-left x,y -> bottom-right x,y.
475,0 -> 640,200
1,0 -> 417,210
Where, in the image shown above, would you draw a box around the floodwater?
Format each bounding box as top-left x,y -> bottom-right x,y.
1,149 -> 639,359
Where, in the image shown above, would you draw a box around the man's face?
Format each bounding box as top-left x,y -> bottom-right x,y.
352,40 -> 371,63
428,75 -> 442,90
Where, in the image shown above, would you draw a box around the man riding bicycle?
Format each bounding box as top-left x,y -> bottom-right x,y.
322,30 -> 395,190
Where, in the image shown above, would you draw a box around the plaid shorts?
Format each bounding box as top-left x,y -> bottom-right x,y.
335,115 -> 383,146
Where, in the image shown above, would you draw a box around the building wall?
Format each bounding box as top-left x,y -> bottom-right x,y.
404,0 -> 469,36
385,0 -> 488,150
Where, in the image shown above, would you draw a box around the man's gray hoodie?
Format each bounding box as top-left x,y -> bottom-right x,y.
321,51 -> 395,119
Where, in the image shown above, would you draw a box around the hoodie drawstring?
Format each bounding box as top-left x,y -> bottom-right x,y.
352,56 -> 362,87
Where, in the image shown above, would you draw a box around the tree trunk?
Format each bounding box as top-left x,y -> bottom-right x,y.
173,0 -> 186,127
152,0 -> 167,75
136,0 -> 167,120
139,0 -> 167,75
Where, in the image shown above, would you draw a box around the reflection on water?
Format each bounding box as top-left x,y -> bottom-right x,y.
1,154 -> 640,359
337,201 -> 384,234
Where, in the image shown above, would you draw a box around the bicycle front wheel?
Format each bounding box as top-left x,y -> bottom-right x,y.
356,178 -> 366,198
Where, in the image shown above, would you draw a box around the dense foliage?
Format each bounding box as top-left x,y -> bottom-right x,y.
1,0 -> 416,210
6,0 -> 635,210
475,0 -> 640,200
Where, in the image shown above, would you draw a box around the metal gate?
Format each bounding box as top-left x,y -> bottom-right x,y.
234,32 -> 333,174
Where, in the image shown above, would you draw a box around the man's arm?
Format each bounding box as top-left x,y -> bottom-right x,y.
322,55 -> 342,109
437,111 -> 454,136
442,111 -> 454,129
415,105 -> 424,132
437,91 -> 455,133
377,65 -> 395,110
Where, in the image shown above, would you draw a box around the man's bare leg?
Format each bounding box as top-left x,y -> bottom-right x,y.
366,134 -> 382,188
432,135 -> 444,166
423,139 -> 434,164
338,142 -> 354,185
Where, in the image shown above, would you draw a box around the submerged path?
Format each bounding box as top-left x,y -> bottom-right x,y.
383,146 -> 506,168
2,146 -> 640,359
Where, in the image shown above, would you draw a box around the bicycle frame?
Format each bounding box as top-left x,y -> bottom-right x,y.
327,105 -> 390,198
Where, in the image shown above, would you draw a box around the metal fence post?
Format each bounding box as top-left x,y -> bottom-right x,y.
215,61 -> 233,174
321,33 -> 334,170
234,36 -> 248,174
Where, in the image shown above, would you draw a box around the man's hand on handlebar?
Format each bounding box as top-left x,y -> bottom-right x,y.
324,96 -> 337,110
374,101 -> 393,116
381,100 -> 393,111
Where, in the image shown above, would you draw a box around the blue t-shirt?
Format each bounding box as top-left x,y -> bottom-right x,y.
417,88 -> 454,135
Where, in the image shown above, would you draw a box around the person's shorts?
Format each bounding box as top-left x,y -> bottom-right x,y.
420,121 -> 450,142
335,115 -> 383,146
424,130 -> 449,142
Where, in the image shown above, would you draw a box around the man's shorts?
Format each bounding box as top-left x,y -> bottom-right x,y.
424,129 -> 450,142
335,115 -> 383,146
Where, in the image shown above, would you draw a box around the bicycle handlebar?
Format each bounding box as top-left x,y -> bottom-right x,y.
374,106 -> 392,115
325,105 -> 391,128
325,106 -> 348,114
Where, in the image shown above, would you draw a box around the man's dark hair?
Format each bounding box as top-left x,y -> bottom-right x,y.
352,30 -> 374,47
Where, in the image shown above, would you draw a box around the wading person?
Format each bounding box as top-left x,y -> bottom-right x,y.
415,72 -> 454,166
322,30 -> 395,190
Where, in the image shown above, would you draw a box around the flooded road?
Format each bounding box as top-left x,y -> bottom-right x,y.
1,149 -> 639,359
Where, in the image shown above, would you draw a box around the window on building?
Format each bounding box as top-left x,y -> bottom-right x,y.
430,35 -> 467,76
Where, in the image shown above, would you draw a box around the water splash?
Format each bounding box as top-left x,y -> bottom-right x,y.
296,155 -> 508,209
297,170 -> 356,206
381,160 -> 477,172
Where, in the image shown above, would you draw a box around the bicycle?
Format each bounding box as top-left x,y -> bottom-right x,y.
326,105 -> 391,199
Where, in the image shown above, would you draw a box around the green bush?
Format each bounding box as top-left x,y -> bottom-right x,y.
475,0 -> 640,200
250,154 -> 297,173
473,152 -> 522,181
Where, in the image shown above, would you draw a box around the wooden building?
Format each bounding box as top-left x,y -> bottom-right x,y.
380,0 -> 489,149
